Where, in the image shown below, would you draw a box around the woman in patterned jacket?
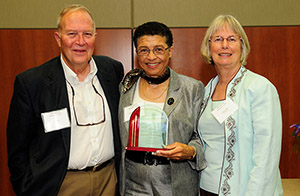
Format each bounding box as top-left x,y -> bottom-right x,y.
198,15 -> 283,196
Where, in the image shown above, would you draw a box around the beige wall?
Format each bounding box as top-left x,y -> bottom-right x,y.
0,0 -> 132,28
1,0 -> 300,28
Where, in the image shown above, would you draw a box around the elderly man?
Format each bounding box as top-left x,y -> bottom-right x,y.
7,4 -> 123,196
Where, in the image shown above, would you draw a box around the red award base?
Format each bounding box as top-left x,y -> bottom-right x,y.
126,146 -> 165,152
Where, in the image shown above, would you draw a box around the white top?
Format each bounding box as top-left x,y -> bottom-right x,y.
61,56 -> 114,170
199,98 -> 225,194
133,78 -> 164,109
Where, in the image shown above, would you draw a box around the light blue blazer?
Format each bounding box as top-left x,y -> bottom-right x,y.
199,66 -> 283,196
118,68 -> 206,196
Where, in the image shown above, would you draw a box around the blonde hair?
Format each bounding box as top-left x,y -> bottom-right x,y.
201,15 -> 250,65
57,4 -> 96,35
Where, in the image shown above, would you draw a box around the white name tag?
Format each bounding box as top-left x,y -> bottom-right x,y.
211,98 -> 238,124
41,108 -> 71,133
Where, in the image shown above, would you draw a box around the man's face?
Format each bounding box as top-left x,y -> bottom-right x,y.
55,10 -> 96,70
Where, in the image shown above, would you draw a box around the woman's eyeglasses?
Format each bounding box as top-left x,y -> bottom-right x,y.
209,35 -> 242,44
137,46 -> 170,56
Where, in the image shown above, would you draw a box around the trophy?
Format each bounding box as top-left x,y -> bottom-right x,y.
126,104 -> 168,152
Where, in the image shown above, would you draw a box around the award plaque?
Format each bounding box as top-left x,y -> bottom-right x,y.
126,104 -> 168,152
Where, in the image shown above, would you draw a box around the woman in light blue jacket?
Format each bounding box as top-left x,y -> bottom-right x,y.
198,15 -> 283,196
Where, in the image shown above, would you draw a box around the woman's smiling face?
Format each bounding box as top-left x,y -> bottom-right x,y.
210,25 -> 242,68
136,35 -> 173,77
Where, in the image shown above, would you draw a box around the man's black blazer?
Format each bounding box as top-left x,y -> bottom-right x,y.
7,55 -> 124,196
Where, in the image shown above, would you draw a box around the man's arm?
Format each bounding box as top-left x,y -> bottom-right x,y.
7,74 -> 34,195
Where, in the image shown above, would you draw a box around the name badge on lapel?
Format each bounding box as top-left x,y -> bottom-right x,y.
41,108 -> 70,133
211,98 -> 238,124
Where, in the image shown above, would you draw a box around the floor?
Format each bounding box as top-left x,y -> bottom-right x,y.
282,179 -> 300,196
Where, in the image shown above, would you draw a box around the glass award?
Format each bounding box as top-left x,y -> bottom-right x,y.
126,104 -> 168,152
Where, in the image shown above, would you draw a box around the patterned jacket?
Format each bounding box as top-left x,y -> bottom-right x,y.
199,66 -> 283,196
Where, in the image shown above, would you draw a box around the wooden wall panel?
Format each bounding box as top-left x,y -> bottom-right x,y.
0,26 -> 299,195
0,29 -> 60,196
170,28 -> 216,84
245,26 -> 300,178
94,29 -> 132,73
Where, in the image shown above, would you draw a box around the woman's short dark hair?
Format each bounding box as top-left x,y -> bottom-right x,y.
133,21 -> 173,48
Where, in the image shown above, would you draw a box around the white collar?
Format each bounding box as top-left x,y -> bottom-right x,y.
60,55 -> 97,85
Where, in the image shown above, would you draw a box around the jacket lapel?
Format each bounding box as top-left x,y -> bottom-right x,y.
47,57 -> 71,156
119,83 -> 137,147
97,70 -> 113,100
163,69 -> 182,117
